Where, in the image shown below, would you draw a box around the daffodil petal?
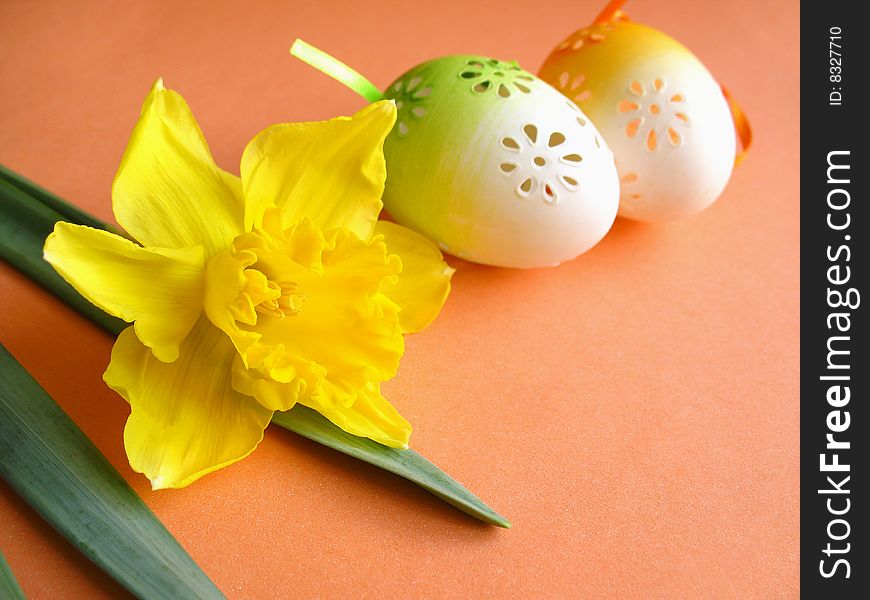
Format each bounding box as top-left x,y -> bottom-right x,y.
44,222 -> 205,362
104,319 -> 273,489
240,100 -> 396,238
113,79 -> 244,256
375,221 -> 455,333
302,381 -> 412,448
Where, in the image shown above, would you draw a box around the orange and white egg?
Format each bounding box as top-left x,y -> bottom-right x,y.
539,17 -> 737,221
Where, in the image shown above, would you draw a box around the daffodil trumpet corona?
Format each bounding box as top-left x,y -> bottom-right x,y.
538,0 -> 752,221
291,40 -> 620,269
42,80 -> 454,490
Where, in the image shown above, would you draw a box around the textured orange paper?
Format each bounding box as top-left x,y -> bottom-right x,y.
0,0 -> 799,597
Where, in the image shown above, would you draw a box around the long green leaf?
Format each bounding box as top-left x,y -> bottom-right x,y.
0,177 -> 126,334
0,165 -> 510,527
0,344 -> 224,599
0,164 -> 116,233
273,407 -> 510,526
0,550 -> 27,600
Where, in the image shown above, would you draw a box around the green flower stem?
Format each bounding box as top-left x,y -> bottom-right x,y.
0,164 -> 510,528
290,39 -> 383,102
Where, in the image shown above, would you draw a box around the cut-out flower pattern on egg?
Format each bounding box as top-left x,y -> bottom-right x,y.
555,22 -> 615,53
459,58 -> 535,98
620,171 -> 643,201
555,71 -> 593,105
387,76 -> 433,138
498,124 -> 583,205
619,78 -> 691,152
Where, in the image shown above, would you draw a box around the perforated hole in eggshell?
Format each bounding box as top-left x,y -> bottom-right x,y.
555,22 -> 614,55
548,132 -> 566,147
386,75 -> 436,140
499,123 -> 585,205
543,183 -> 557,203
519,177 -> 535,195
646,129 -> 658,152
564,100 -> 588,126
523,124 -> 538,144
559,175 -> 578,190
616,77 -> 693,153
460,59 -> 535,97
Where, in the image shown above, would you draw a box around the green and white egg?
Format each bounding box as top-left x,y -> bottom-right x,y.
380,55 -> 619,269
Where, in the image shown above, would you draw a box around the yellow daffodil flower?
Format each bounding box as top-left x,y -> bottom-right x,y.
43,80 -> 453,490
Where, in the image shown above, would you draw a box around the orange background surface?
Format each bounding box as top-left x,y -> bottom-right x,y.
0,0 -> 799,598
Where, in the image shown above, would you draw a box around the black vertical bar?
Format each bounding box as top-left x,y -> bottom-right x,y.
801,1 -> 867,596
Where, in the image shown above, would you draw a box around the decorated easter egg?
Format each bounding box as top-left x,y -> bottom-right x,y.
379,55 -> 619,268
539,7 -> 741,221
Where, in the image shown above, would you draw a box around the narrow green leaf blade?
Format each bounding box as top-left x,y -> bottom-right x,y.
0,177 -> 126,335
0,164 -> 114,233
0,163 -> 510,527
0,550 -> 27,600
0,344 -> 225,600
272,407 -> 510,527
